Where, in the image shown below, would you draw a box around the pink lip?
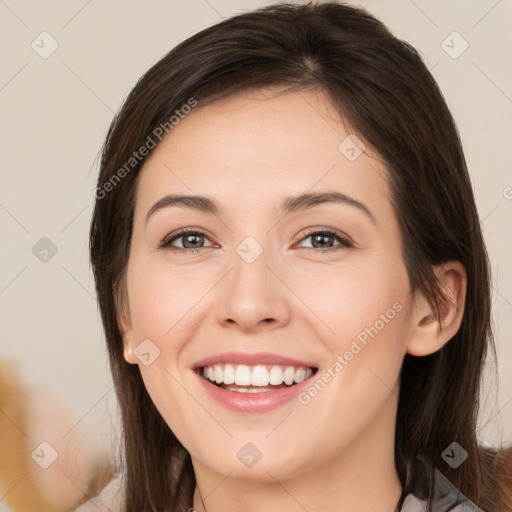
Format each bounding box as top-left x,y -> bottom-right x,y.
194,371 -> 316,413
192,351 -> 317,369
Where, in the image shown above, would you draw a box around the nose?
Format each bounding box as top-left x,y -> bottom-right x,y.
216,241 -> 292,333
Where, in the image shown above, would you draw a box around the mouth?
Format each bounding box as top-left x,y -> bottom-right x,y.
192,352 -> 320,412
195,363 -> 319,393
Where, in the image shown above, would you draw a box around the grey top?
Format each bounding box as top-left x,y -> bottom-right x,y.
402,465 -> 484,511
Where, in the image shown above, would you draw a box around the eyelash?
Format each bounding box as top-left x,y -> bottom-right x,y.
159,227 -> 353,253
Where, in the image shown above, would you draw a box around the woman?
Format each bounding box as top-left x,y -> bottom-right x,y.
88,2 -> 512,511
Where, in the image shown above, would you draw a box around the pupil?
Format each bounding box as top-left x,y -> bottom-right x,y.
184,234 -> 203,248
313,234 -> 332,248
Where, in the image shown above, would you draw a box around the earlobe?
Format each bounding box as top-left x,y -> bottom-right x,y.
115,281 -> 138,365
123,345 -> 137,364
118,308 -> 138,365
119,318 -> 138,365
406,261 -> 467,357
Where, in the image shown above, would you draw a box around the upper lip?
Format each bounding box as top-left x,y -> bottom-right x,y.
193,351 -> 318,369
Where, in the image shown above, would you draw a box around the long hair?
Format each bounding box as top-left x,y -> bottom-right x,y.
89,2 -> 512,511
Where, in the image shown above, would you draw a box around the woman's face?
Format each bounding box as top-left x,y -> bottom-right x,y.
119,87 -> 415,482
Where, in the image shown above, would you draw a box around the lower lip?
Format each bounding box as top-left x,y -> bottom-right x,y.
195,371 -> 315,413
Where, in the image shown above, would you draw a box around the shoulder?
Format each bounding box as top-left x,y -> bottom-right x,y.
433,467 -> 485,511
402,494 -> 484,512
72,471 -> 124,512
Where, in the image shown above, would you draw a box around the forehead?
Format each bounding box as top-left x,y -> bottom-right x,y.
134,88 -> 390,220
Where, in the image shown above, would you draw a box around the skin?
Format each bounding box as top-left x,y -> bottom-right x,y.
118,87 -> 466,512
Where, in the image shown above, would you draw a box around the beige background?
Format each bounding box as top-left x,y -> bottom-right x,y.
1,0 -> 511,477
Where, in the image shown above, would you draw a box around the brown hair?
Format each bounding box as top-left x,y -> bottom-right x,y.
89,2 -> 512,511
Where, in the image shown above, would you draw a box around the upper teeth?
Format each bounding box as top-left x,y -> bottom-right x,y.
201,364 -> 313,386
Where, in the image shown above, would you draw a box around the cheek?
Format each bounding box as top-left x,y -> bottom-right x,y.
290,258 -> 408,352
126,259 -> 206,348
290,261 -> 409,416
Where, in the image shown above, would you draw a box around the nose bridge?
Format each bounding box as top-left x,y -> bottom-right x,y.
229,212 -> 277,280
216,230 -> 290,330
230,232 -> 273,305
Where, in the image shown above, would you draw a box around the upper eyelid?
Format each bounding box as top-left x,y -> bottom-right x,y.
295,227 -> 348,240
294,229 -> 353,248
162,228 -> 216,247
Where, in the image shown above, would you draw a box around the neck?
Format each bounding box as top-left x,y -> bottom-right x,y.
192,393 -> 402,512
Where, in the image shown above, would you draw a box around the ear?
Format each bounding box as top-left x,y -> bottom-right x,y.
115,278 -> 138,365
406,261 -> 467,357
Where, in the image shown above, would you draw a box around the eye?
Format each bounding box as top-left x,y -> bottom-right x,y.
160,229 -> 215,252
160,227 -> 353,253
294,228 -> 353,251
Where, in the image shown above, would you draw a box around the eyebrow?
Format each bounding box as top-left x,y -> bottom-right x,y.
145,191 -> 377,226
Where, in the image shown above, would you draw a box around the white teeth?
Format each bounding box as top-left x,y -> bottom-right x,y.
223,385 -> 274,393
294,368 -> 307,383
200,363 -> 315,388
223,385 -> 273,393
251,365 -> 269,386
269,365 -> 284,385
223,363 -> 235,384
214,364 -> 223,384
234,365 -> 252,386
283,366 -> 295,385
